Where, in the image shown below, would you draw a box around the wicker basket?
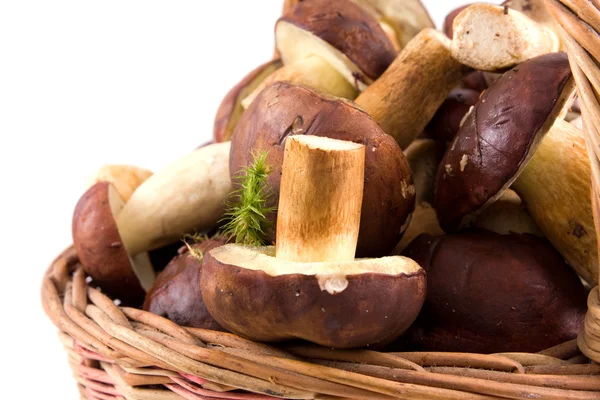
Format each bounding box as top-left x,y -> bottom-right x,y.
42,1 -> 600,399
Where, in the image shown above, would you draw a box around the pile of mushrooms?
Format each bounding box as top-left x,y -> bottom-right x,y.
69,0 -> 594,351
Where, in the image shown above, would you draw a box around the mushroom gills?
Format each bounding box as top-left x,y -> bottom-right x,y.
107,184 -> 156,291
210,244 -> 422,277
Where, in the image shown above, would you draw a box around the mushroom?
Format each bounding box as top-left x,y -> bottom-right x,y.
230,82 -> 414,257
400,230 -> 587,354
241,0 -> 395,108
213,59 -> 282,143
450,4 -> 560,72
72,182 -> 154,306
143,236 -> 230,331
443,4 -> 473,38
434,52 -> 598,286
350,0 -> 435,50
72,142 -> 232,304
87,164 -> 153,202
202,135 -> 426,348
391,139 -> 444,254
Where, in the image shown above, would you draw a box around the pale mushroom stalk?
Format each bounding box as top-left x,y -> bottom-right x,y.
117,141 -> 232,256
355,29 -> 467,149
276,135 -> 365,263
512,119 -> 598,284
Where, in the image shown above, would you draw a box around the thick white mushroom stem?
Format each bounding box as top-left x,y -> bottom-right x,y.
117,142 -> 232,256
241,55 -> 358,109
451,4 -> 560,72
355,29 -> 466,150
276,135 -> 365,263
512,119 -> 598,285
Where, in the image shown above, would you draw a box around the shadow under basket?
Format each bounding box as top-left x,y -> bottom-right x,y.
42,0 -> 600,398
42,246 -> 600,400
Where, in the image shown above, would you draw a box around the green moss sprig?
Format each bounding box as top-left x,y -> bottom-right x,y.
219,151 -> 276,246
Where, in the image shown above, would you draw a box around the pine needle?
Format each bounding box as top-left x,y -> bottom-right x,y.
219,151 -> 276,246
181,233 -> 208,262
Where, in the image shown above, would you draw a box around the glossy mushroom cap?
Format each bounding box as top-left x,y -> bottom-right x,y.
201,244 -> 426,348
400,230 -> 587,354
230,82 -> 415,257
434,52 -> 574,231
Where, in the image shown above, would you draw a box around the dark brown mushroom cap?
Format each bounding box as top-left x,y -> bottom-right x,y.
72,182 -> 145,306
230,82 -> 415,257
143,237 -> 229,331
400,230 -> 587,354
201,244 -> 426,348
277,0 -> 396,83
434,52 -> 573,231
424,88 -> 481,144
213,60 -> 282,143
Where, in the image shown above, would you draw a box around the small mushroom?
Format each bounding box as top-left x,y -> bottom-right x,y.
72,142 -> 233,304
451,4 -> 560,72
400,230 -> 587,354
435,52 -> 597,286
143,236 -> 229,330
202,135 -> 426,348
87,164 -> 153,202
72,182 -> 155,306
230,82 -> 414,257
241,0 -> 395,108
213,59 -> 282,143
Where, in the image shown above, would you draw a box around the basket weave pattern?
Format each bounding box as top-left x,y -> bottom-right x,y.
42,0 -> 600,399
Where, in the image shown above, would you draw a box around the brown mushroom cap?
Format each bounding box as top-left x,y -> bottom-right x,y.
434,52 -> 574,231
213,59 -> 282,143
424,88 -> 481,144
143,237 -> 229,330
276,0 -> 396,89
201,244 -> 426,348
400,230 -> 587,354
72,182 -> 153,306
230,82 -> 415,257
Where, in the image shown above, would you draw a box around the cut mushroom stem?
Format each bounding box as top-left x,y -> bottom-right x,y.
117,142 -> 232,256
512,119 -> 598,284
355,28 -> 468,149
451,4 -> 560,71
241,55 -> 357,109
276,135 -> 365,263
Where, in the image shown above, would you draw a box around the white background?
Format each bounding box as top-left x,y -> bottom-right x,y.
1,1 -> 460,398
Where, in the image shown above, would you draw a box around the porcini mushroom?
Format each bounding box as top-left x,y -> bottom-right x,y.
72,142 -> 232,304
434,52 -> 598,286
241,0 -> 395,108
87,164 -> 153,202
213,59 -> 282,143
424,88 -> 481,144
450,4 -> 560,71
401,230 -> 587,354
72,182 -> 154,305
230,82 -> 414,257
202,135 -> 426,348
